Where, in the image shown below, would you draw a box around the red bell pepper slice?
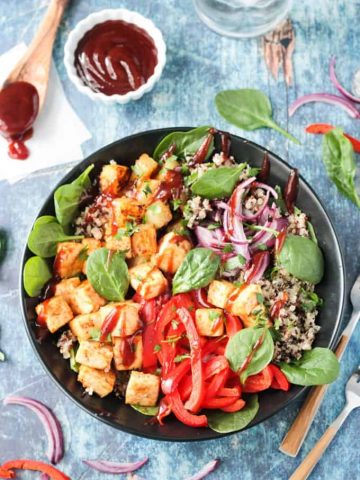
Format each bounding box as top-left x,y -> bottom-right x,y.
157,396 -> 172,425
169,390 -> 208,427
202,396 -> 238,409
179,373 -> 192,402
203,355 -> 229,379
0,460 -> 70,480
224,313 -> 243,338
205,367 -> 229,400
242,366 -> 274,393
305,123 -> 360,153
217,386 -> 241,397
139,299 -> 158,372
161,358 -> 191,395
269,364 -> 290,391
177,307 -> 205,413
221,398 -> 246,413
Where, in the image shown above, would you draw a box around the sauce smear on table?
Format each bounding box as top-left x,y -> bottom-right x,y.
74,20 -> 158,96
0,81 -> 39,160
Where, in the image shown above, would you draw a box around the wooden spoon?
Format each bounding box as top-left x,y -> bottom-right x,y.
3,0 -> 70,110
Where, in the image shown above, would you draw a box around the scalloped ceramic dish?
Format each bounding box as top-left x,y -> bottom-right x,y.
20,128 -> 345,441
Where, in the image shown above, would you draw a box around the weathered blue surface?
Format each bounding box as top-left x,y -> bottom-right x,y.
0,1 -> 359,478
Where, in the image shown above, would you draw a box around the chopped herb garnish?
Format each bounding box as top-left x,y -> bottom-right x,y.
207,223 -> 221,230
256,293 -> 264,304
233,281 -> 244,288
142,182 -> 152,196
78,245 -> 89,261
174,354 -> 191,363
257,243 -> 268,251
154,344 -> 161,353
69,347 -> 79,373
89,328 -> 111,342
171,199 -> 183,211
181,165 -> 190,175
223,244 -> 234,253
208,310 -> 221,321
115,221 -> 140,239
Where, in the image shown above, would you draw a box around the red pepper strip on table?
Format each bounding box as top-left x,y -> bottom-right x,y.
224,313 -> 243,338
305,123 -> 360,153
268,364 -> 290,391
242,366 -> 274,393
0,460 -> 70,480
168,390 -> 208,427
221,398 -> 246,413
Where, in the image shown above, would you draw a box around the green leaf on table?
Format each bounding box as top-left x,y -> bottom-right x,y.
215,89 -> 300,144
191,164 -> 246,199
207,394 -> 259,433
23,256 -> 52,297
322,128 -> 360,209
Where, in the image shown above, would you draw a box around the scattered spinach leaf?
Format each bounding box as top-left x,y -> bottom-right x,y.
130,404 -> 159,416
215,89 -> 300,144
34,215 -> 58,227
69,347 -> 80,373
207,394 -> 259,433
307,221 -> 318,244
191,164 -> 246,199
23,256 -> 52,297
172,248 -> 220,294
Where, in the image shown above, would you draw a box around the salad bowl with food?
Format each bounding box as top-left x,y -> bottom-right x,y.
21,127 -> 345,440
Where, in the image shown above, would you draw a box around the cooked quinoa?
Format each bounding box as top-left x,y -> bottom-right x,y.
74,194 -> 111,240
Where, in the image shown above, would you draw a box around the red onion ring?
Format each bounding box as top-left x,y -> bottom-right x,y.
289,93 -> 360,118
329,57 -> 360,104
185,459 -> 220,480
195,288 -> 213,308
83,458 -> 148,474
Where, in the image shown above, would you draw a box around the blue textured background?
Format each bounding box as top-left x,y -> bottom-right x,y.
0,1 -> 359,478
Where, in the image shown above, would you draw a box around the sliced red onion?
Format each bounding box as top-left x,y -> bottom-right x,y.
252,181 -> 278,199
250,217 -> 288,251
195,288 -> 213,308
4,396 -> 64,464
289,93 -> 360,118
330,57 -> 360,104
195,226 -> 227,252
185,459 -> 220,480
83,458 -> 148,474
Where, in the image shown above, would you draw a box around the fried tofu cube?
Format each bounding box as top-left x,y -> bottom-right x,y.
131,224 -> 157,257
136,179 -> 161,204
131,154 -> 158,179
69,280 -> 106,315
145,201 -> 173,229
78,365 -> 116,398
113,335 -> 143,370
35,296 -> 73,333
98,302 -> 141,337
69,312 -> 101,341
76,340 -> 113,370
81,238 -> 102,274
109,197 -> 144,229
227,284 -> 270,327
54,242 -> 84,279
129,263 -> 168,300
128,255 -> 152,268
207,280 -> 236,309
125,371 -> 160,406
156,157 -> 180,180
195,308 -> 224,337
99,164 -> 130,196
105,235 -> 132,258
155,232 -> 192,274
54,277 -> 81,303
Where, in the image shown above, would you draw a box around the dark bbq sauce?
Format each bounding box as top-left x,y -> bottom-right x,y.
0,81 -> 39,160
74,20 -> 158,96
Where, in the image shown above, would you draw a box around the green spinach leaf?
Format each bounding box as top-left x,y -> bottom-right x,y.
277,235 -> 324,284
69,347 -> 80,373
207,394 -> 259,433
322,128 -> 360,208
23,256 -> 52,297
54,164 -> 94,231
130,404 -> 159,416
34,215 -> 58,227
28,219 -> 83,257
279,348 -> 340,386
215,89 -> 300,144
191,164 -> 246,199
86,248 -> 129,301
172,248 -> 220,294
225,327 -> 274,383
153,126 -> 214,161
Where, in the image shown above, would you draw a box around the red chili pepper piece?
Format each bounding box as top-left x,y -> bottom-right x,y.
169,390 -> 208,427
268,364 -> 290,391
284,168 -> 299,214
258,152 -> 270,182
275,228 -> 287,255
224,313 -> 243,338
306,123 -> 360,153
192,132 -> 214,164
242,366 -> 274,393
221,398 -> 246,412
0,460 -> 70,480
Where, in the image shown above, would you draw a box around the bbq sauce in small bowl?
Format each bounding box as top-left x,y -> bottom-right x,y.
74,20 -> 158,96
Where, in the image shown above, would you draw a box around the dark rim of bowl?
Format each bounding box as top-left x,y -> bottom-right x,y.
19,127 -> 346,441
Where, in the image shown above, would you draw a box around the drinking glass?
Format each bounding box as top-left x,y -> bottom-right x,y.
193,0 -> 292,38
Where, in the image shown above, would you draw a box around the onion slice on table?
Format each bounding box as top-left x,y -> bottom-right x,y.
83,458 -> 148,474
185,459 -> 220,480
289,93 -> 360,118
329,57 -> 360,104
3,396 -> 64,464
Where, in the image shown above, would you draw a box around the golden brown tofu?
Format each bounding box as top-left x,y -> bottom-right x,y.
136,179 -> 161,204
35,296 -> 73,333
156,157 -> 180,181
76,340 -> 113,371
131,153 -> 158,179
113,335 -> 143,370
99,164 -> 130,196
54,277 -> 81,304
105,235 -> 132,258
109,197 -> 144,229
78,365 -> 116,398
145,201 -> 173,229
155,232 -> 192,274
69,312 -> 101,341
226,284 -> 270,327
207,280 -> 236,309
131,224 -> 157,257
81,238 -> 102,274
195,308 -> 224,337
127,255 -> 152,268
69,280 -> 106,315
54,242 -> 85,279
129,263 -> 168,300
98,302 -> 141,337
125,371 -> 160,406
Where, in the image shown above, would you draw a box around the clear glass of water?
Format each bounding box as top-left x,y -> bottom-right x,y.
193,0 -> 292,38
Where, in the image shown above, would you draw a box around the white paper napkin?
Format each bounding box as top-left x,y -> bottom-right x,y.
0,44 -> 91,183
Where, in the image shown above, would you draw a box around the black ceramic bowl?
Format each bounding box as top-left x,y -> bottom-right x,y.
21,128 -> 345,441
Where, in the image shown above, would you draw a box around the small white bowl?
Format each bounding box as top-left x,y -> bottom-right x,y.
64,9 -> 166,104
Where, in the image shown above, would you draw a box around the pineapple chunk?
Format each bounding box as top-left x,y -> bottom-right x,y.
155,232 -> 192,274
125,371 -> 160,406
99,164 -> 129,196
35,296 -> 73,333
54,242 -> 84,278
76,340 -> 113,370
105,235 -> 132,258
69,280 -> 106,315
136,179 -> 161,204
129,263 -> 168,300
98,302 -> 141,337
145,201 -> 172,229
207,280 -> 236,309
227,284 -> 269,327
54,277 -> 81,303
195,308 -> 224,337
78,365 -> 115,398
69,312 -> 101,341
131,153 -> 158,179
131,224 -> 157,257
113,335 -> 143,370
